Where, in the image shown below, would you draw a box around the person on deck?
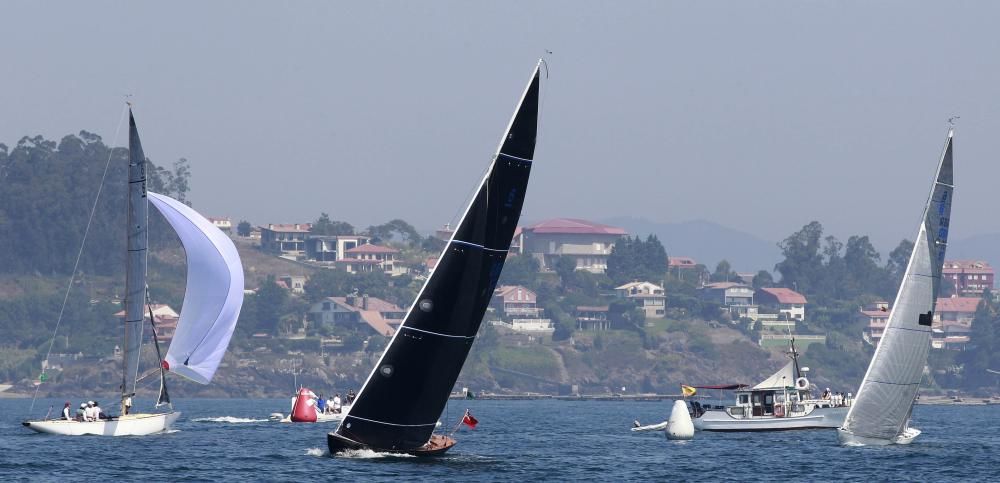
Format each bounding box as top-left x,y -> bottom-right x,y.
124,394 -> 133,415
84,401 -> 96,421
347,389 -> 356,405
94,401 -> 107,420
316,394 -> 327,414
76,403 -> 87,421
326,395 -> 334,414
333,394 -> 342,414
62,402 -> 72,420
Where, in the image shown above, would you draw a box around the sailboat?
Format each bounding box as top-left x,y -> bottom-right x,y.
22,109 -> 244,436
838,127 -> 954,446
327,61 -> 542,456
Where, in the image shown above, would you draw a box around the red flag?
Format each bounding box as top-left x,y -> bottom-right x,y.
462,410 -> 478,429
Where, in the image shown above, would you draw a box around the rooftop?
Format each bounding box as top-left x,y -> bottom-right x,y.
523,218 -> 627,235
757,287 -> 808,304
263,223 -> 311,233
936,296 -> 981,313
668,256 -> 698,267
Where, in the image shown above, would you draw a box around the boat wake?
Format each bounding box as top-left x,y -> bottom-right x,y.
304,447 -> 328,457
192,416 -> 269,423
334,448 -> 417,459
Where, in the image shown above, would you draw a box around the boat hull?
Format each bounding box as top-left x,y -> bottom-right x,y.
327,432 -> 456,456
837,427 -> 921,446
694,407 -> 847,432
22,412 -> 180,436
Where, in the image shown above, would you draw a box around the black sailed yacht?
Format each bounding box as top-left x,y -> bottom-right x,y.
327,61 -> 542,456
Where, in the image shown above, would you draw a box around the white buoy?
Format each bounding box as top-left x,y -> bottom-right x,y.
666,400 -> 694,440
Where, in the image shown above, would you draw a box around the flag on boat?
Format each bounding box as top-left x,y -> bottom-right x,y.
462,410 -> 478,429
681,385 -> 697,397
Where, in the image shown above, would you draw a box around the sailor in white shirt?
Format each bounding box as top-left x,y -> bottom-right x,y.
85,401 -> 97,421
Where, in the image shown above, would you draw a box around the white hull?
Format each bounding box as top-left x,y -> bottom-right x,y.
272,404 -> 353,423
22,412 -> 180,436
837,427 -> 921,446
694,407 -> 847,432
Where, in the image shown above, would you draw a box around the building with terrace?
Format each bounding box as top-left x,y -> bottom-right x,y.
942,260 -> 994,296
515,218 -> 628,273
260,223 -> 311,258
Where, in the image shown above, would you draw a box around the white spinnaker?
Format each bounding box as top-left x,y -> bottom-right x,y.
148,192 -> 244,384
753,361 -> 796,390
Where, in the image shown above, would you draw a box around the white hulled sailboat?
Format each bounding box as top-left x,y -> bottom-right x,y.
23,109 -> 244,436
838,127 -> 955,446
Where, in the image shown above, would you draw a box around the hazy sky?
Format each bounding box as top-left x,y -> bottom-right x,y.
2,1 -> 998,252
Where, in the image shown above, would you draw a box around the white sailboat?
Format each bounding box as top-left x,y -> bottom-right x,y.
838,127 -> 955,446
23,109 -> 244,436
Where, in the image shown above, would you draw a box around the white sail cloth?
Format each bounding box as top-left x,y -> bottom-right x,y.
753,361 -> 797,390
148,192 -> 244,384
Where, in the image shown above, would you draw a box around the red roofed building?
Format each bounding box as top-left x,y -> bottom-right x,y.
756,287 -> 808,321
307,294 -> 407,337
337,243 -> 407,276
669,257 -> 708,284
860,301 -> 891,346
942,260 -> 994,296
515,218 -> 628,273
114,304 -> 179,343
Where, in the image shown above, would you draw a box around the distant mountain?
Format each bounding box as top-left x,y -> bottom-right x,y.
947,232 -> 1000,267
601,217 -> 781,273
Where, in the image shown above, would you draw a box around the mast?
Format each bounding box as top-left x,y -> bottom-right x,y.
122,109 -> 149,413
331,61 -> 542,451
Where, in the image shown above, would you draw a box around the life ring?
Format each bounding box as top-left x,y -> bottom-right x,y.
774,404 -> 784,418
795,377 -> 809,390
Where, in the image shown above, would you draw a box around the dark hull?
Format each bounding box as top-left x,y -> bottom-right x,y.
327,432 -> 456,457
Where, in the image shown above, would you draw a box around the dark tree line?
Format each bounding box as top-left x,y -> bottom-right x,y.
0,132 -> 190,276
774,221 -> 913,304
606,235 -> 668,285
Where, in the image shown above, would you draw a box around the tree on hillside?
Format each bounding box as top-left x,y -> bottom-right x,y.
710,260 -> 740,283
960,292 -> 998,390
497,254 -> 540,288
255,275 -> 289,334
311,213 -> 354,236
237,220 -> 252,237
774,221 -> 825,294
606,235 -> 667,285
752,270 -> 774,289
843,235 -> 883,298
367,219 -> 421,245
303,268 -> 353,302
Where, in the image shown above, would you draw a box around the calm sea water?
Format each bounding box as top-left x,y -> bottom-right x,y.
1,397 -> 998,481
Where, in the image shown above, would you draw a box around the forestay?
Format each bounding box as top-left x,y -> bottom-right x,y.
841,130 -> 953,441
148,192 -> 244,384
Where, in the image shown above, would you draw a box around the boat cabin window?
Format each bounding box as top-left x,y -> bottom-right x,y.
764,394 -> 774,404
739,394 -> 749,405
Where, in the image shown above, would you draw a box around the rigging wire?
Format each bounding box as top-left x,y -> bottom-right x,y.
27,105 -> 130,418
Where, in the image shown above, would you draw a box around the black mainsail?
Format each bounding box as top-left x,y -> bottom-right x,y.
329,61 -> 541,454
123,110 -> 149,413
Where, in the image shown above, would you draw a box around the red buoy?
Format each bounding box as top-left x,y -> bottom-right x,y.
290,388 -> 318,423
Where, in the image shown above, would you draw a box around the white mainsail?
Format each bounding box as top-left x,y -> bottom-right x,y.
148,192 -> 244,384
839,129 -> 954,444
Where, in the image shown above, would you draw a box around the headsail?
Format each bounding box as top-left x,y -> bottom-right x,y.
840,129 -> 954,442
333,61 -> 541,451
123,111 -> 149,403
148,192 -> 244,384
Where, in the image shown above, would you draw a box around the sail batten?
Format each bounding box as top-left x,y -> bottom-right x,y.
148,192 -> 244,385
333,62 -> 542,451
840,130 -> 954,443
